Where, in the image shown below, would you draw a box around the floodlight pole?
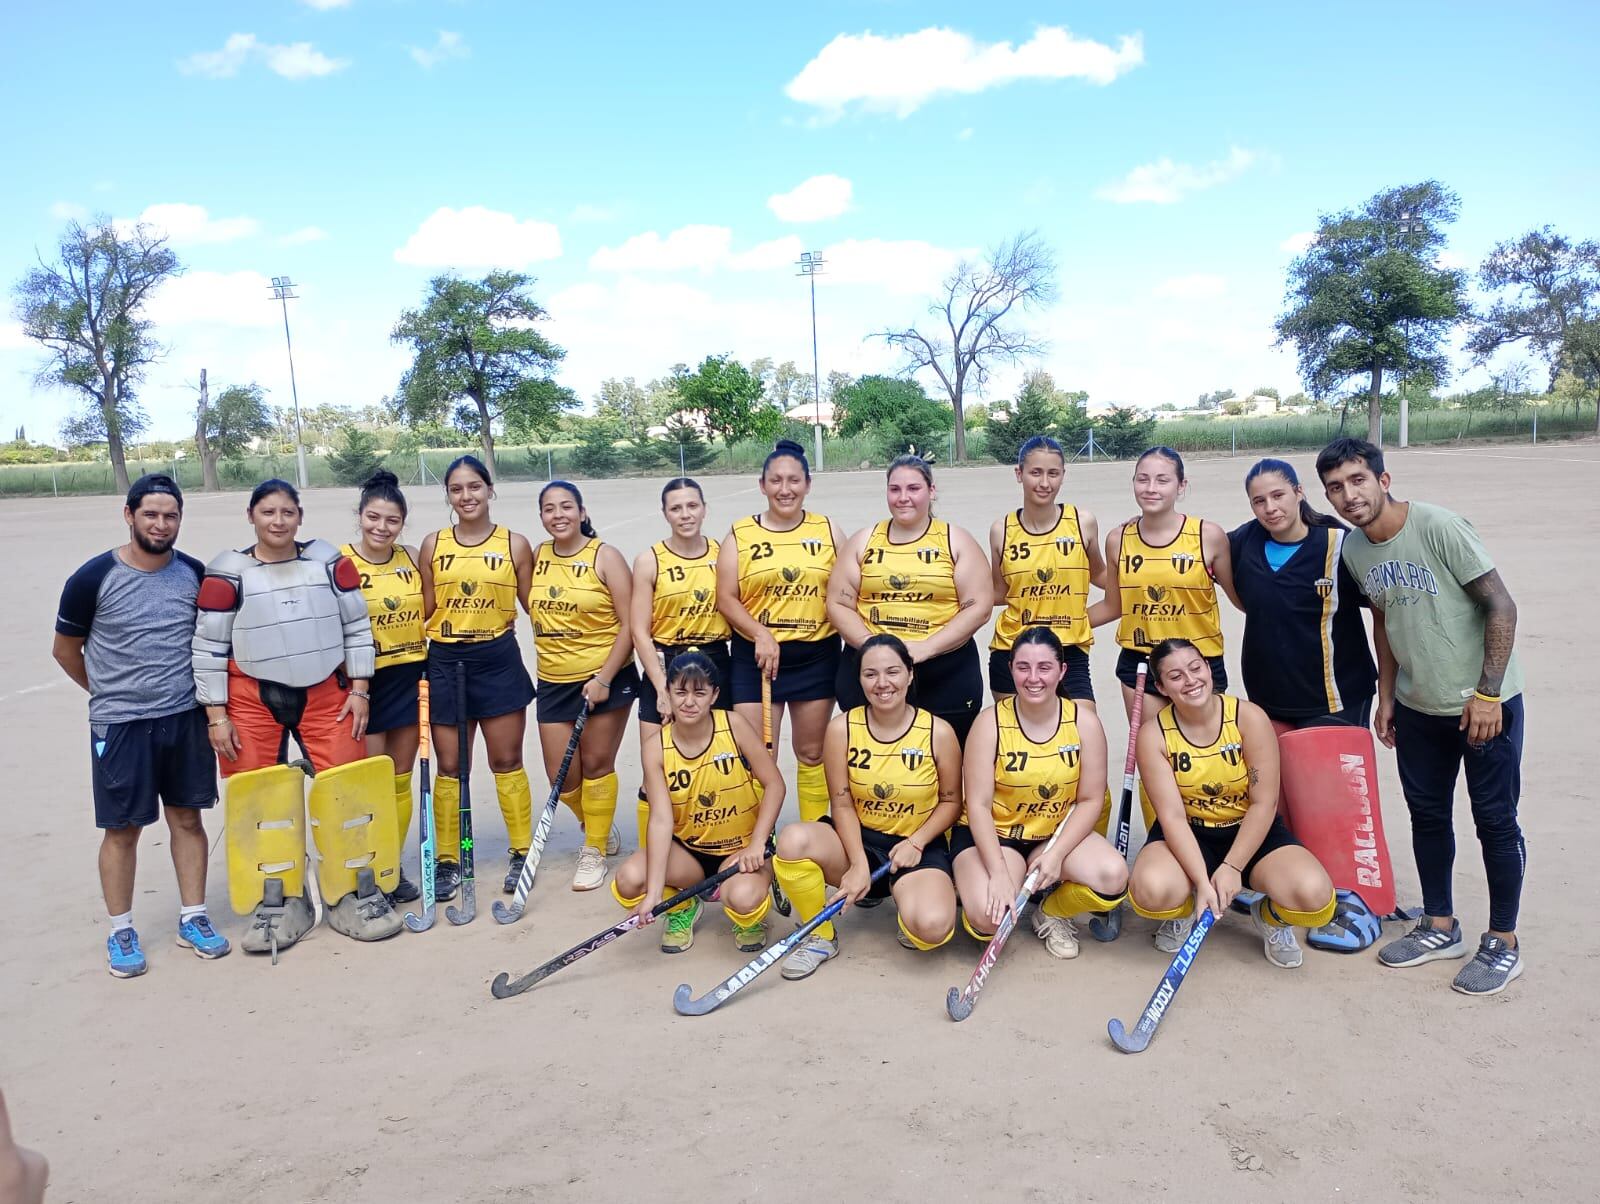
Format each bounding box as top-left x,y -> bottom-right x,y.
797,252 -> 825,470
270,275 -> 309,489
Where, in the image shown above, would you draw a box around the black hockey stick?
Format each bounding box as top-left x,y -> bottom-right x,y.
1090,660 -> 1147,942
446,662 -> 476,925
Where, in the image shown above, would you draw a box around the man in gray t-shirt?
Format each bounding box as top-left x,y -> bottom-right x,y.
53,474 -> 228,978
1317,438 -> 1525,997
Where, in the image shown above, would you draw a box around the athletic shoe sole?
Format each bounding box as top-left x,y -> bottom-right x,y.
108,962 -> 147,979
175,935 -> 230,960
1450,956 -> 1524,997
1379,941 -> 1467,968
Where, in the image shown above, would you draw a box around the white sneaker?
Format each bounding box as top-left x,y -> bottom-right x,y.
780,934 -> 839,980
1031,909 -> 1081,959
605,824 -> 621,856
1251,899 -> 1303,969
571,846 -> 608,892
1155,917 -> 1194,953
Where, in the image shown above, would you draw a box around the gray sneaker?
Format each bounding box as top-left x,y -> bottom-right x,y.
1451,933 -> 1523,996
1155,917 -> 1193,954
780,934 -> 839,980
1250,898 -> 1303,969
1378,918 -> 1466,967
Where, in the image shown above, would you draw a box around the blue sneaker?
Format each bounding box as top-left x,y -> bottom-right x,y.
107,928 -> 148,978
176,913 -> 231,960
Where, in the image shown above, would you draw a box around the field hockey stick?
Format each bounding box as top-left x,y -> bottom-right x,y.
944,812 -> 1076,1022
446,662 -> 477,925
491,855 -> 763,999
404,680 -> 437,932
1089,660 -> 1148,942
1107,907 -> 1216,1054
674,860 -> 893,1016
493,708 -> 588,924
760,674 -> 792,917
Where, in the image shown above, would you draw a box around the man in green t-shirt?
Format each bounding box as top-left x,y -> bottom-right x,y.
1316,437 -> 1524,996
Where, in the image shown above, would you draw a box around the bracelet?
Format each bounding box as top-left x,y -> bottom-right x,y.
1223,860 -> 1243,874
208,718 -> 231,729
1473,690 -> 1500,703
349,690 -> 370,701
593,678 -> 611,690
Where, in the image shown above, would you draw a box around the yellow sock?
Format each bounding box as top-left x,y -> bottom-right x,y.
960,909 -> 993,943
1265,892 -> 1338,928
1094,786 -> 1114,838
796,761 -> 828,823
724,895 -> 772,928
561,785 -> 583,825
1043,881 -> 1127,919
773,855 -> 832,941
898,913 -> 953,950
1130,895 -> 1194,921
611,881 -> 645,911
582,773 -> 619,851
393,772 -> 414,846
494,768 -> 533,854
636,789 -> 650,850
434,775 -> 460,859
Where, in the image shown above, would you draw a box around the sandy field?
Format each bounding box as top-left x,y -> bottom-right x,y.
2,440 -> 1596,1203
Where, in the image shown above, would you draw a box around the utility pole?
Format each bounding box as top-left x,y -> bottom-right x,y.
796,252 -> 825,470
269,276 -> 309,489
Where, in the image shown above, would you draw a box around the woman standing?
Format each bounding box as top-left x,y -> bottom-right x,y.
772,635 -> 962,979
988,435 -> 1106,707
1128,639 -> 1337,966
530,480 -> 639,891
629,477 -> 732,844
953,628 -> 1126,960
612,652 -> 784,953
1227,458 -> 1378,729
1094,446 -> 1236,719
829,456 -> 990,746
717,439 -> 845,824
420,456 -> 537,902
341,469 -> 426,903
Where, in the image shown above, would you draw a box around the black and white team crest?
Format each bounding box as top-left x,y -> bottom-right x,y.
1171,552 -> 1198,574
801,538 -> 824,556
916,547 -> 940,563
395,566 -> 415,583
483,551 -> 506,571
713,751 -> 738,775
1314,576 -> 1334,598
1055,536 -> 1077,555
1220,741 -> 1243,766
900,746 -> 927,770
1057,742 -> 1081,767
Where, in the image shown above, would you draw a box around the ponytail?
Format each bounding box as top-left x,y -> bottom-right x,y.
1244,457 -> 1343,530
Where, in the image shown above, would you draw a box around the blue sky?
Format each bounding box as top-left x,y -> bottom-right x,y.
3,1 -> 1596,441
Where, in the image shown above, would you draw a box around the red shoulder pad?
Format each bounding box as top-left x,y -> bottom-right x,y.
331,555 -> 362,591
197,576 -> 240,612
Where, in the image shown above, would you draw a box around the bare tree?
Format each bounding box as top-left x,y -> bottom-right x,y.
13,218 -> 181,492
876,230 -> 1056,462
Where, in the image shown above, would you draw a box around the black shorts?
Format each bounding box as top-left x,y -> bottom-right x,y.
427,631 -> 536,725
987,644 -> 1095,702
90,708 -> 216,830
675,839 -> 733,882
836,638 -> 984,745
1270,697 -> 1374,730
536,663 -> 641,724
638,642 -> 733,725
1145,815 -> 1300,884
948,822 -> 1043,864
730,633 -> 841,705
367,660 -> 425,734
826,819 -> 954,896
1117,647 -> 1227,695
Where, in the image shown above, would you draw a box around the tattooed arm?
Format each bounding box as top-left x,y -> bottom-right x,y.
1460,568 -> 1518,743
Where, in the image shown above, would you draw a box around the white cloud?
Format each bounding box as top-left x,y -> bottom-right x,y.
179,33 -> 348,80
818,238 -> 967,295
1436,249 -> 1467,270
118,203 -> 259,244
394,206 -> 562,268
728,236 -> 805,272
49,201 -> 89,222
410,31 -> 469,69
146,271 -> 279,329
1152,273 -> 1228,300
768,175 -> 853,223
300,0 -> 351,9
786,25 -> 1143,118
1097,146 -> 1260,204
1280,231 -> 1316,254
590,226 -> 733,273
279,226 -> 330,246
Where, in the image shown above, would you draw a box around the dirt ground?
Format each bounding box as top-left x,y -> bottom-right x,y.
2,440 -> 1595,1203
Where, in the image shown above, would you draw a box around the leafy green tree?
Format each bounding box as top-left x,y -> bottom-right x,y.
984,371 -> 1088,463
1252,385 -> 1281,402
625,430 -> 669,471
596,377 -> 654,436
569,417 -> 622,477
391,271 -> 574,476
672,355 -> 780,448
1276,180 -> 1469,445
1468,227 -> 1599,388
833,376 -> 934,435
1195,388 -> 1234,410
13,217 -> 180,492
877,230 -> 1057,462
1093,406 -> 1157,458
203,383 -> 273,488
662,415 -> 717,472
327,426 -> 384,485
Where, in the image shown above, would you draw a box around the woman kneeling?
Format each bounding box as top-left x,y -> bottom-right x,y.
774,635 -> 962,980
612,653 -> 784,953
954,627 -> 1127,960
1129,638 -> 1337,968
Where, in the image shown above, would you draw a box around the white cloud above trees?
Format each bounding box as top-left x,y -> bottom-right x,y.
1097,146 -> 1260,204
393,206 -> 562,268
179,33 -> 348,80
117,203 -> 259,244
768,175 -> 853,222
